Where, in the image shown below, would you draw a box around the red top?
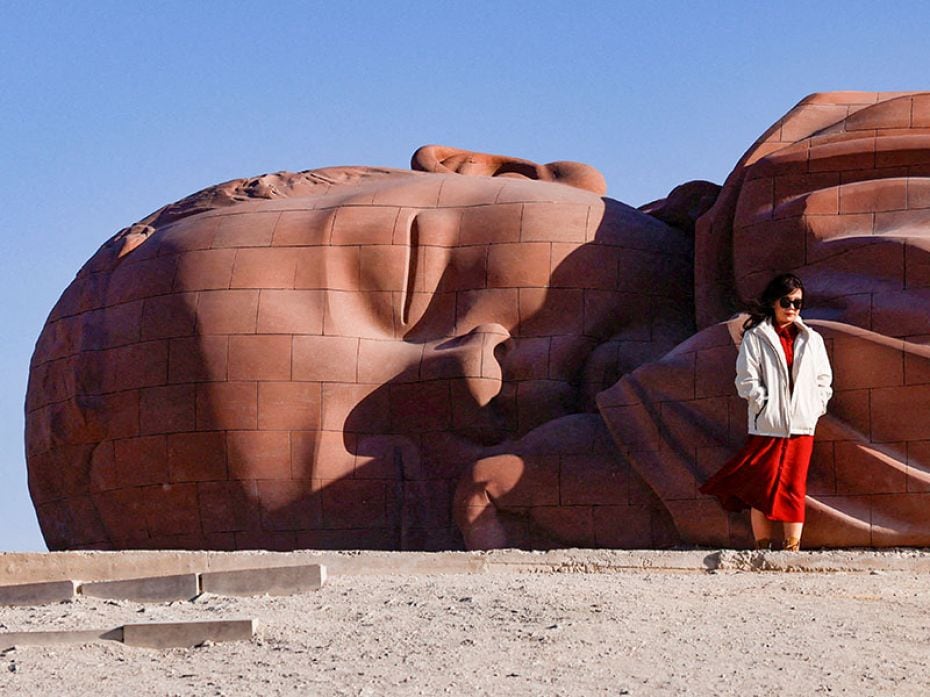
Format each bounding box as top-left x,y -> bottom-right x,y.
775,321 -> 799,390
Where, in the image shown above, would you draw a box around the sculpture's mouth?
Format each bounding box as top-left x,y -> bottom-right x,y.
417,324 -> 512,445
436,330 -> 598,447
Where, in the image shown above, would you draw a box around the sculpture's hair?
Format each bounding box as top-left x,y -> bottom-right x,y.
135,166 -> 399,231
99,167 -> 404,267
741,273 -> 805,333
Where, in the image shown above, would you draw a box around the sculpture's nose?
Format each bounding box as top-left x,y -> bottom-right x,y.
425,323 -> 512,407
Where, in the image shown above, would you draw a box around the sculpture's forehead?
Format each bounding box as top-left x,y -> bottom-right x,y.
161,170 -> 607,251
204,170 -> 603,216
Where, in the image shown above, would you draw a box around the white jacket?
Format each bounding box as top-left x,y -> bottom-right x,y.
735,317 -> 833,437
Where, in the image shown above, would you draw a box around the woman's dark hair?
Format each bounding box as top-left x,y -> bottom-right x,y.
741,273 -> 805,333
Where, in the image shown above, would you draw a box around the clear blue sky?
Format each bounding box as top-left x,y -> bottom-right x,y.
3,1 -> 928,551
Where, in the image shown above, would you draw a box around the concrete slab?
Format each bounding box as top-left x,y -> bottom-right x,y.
711,549 -> 930,573
121,619 -> 256,649
4,548 -> 930,588
0,550 -> 489,586
0,627 -> 122,650
79,573 -> 200,603
200,564 -> 326,596
316,553 -> 487,576
0,551 -> 213,585
0,579 -> 77,606
483,549 -> 716,573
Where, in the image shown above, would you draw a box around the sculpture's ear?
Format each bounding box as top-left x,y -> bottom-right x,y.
411,144 -> 607,195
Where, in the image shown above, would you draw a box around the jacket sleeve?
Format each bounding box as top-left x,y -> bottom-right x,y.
734,330 -> 767,411
815,334 -> 833,416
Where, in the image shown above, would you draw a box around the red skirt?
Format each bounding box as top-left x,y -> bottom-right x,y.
699,434 -> 814,522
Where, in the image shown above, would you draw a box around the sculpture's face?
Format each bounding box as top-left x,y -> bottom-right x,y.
300,173 -> 601,442
173,169 -> 692,449
26,163 -> 694,551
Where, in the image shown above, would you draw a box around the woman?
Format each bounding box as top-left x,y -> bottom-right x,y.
699,273 -> 832,551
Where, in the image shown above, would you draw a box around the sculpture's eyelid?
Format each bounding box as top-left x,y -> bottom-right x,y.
402,215 -> 419,326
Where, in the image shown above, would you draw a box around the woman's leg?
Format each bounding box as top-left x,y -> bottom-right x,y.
783,522 -> 803,551
750,508 -> 776,548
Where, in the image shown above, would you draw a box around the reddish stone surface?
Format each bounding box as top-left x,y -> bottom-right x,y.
25,92 -> 930,551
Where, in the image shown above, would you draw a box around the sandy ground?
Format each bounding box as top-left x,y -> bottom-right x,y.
1,568 -> 929,696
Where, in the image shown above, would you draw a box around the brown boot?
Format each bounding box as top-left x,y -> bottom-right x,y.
754,538 -> 774,550
783,536 -> 801,552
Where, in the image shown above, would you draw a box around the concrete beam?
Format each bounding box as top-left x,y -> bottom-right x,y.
200,564 -> 326,596
0,580 -> 76,606
121,619 -> 256,649
0,627 -> 122,650
79,573 -> 199,603
0,620 -> 255,650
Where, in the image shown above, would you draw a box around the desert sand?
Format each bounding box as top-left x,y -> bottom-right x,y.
2,552 -> 930,696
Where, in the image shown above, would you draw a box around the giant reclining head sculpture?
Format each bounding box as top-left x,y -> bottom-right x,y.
26,92 -> 930,551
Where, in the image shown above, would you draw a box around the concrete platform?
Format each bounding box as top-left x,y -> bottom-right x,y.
2,548 -> 930,588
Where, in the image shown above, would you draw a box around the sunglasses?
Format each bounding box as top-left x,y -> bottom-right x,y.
778,296 -> 803,310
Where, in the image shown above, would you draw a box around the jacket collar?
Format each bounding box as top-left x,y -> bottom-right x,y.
758,315 -> 811,341
756,317 -> 810,373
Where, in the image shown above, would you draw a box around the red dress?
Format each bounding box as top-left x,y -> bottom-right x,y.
699,323 -> 813,522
